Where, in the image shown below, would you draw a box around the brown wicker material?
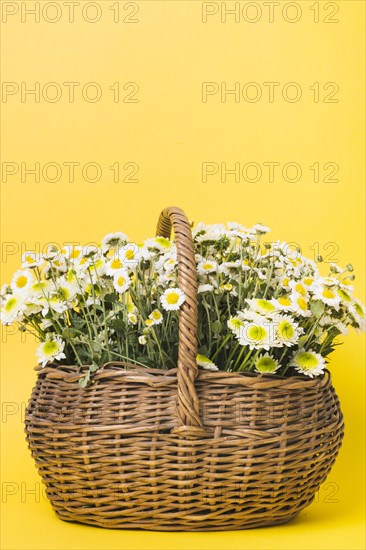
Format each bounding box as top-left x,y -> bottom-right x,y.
25,206 -> 344,531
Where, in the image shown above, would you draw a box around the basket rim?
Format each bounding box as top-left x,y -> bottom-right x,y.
34,362 -> 332,390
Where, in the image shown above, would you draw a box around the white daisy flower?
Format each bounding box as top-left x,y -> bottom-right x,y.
119,244 -> 141,266
348,300 -> 366,331
149,309 -> 163,325
42,295 -> 68,316
113,270 -> 130,294
105,255 -> 126,276
198,284 -> 214,294
127,312 -> 138,325
227,316 -> 245,334
237,321 -> 276,350
21,251 -> 43,269
138,335 -> 147,345
197,260 -> 218,275
317,276 -> 339,287
0,294 -> 25,324
274,315 -> 302,346
161,288 -> 185,311
193,223 -> 227,243
289,281 -> 308,298
88,258 -> 106,279
196,354 -> 219,371
301,276 -> 317,292
336,288 -> 352,303
314,286 -> 341,309
57,281 -> 78,302
11,270 -> 34,294
255,353 -> 280,374
252,223 -> 270,234
36,336 -> 66,367
63,245 -> 83,262
246,298 -> 277,316
275,295 -> 293,312
101,232 -> 128,253
291,293 -> 311,317
289,349 -> 325,378
144,236 -> 172,252
27,281 -> 51,302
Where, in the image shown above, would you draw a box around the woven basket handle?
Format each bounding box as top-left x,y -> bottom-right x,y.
156,207 -> 205,437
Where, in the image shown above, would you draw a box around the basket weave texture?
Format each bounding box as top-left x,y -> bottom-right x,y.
25,207 -> 344,531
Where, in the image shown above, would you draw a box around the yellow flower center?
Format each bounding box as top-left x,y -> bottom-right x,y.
166,293 -> 179,304
126,250 -> 135,260
295,283 -> 306,296
297,297 -> 307,311
16,276 -> 28,288
278,321 -> 294,339
117,276 -> 126,287
70,249 -> 81,259
278,296 -> 291,306
248,325 -> 267,342
322,288 -> 335,299
5,298 -> 17,312
111,259 -> 123,270
43,341 -> 58,355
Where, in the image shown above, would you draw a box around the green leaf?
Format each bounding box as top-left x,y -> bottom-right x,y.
310,300 -> 325,317
212,320 -> 222,334
104,293 -> 117,303
78,372 -> 90,388
297,335 -> 310,347
90,363 -> 99,372
62,327 -> 82,339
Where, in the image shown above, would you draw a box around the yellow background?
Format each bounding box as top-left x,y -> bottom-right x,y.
1,1 -> 365,548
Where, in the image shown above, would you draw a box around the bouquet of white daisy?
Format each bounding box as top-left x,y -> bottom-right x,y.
1,220 -> 365,386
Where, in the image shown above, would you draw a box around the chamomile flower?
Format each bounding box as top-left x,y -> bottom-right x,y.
127,312 -> 138,325
314,286 -> 341,309
113,270 -> 130,294
57,281 -> 78,302
21,252 -> 43,269
291,293 -> 311,317
252,223 -> 270,234
193,223 -> 227,243
255,354 -> 280,374
106,255 -> 125,276
11,270 -> 33,294
246,298 -> 277,316
289,281 -> 308,298
0,294 -> 25,324
196,354 -> 219,371
119,244 -> 141,266
161,288 -> 185,311
101,232 -> 128,253
337,288 -> 352,303
237,321 -> 275,350
275,295 -> 293,312
36,336 -> 66,367
149,309 -> 163,325
227,316 -> 245,334
198,284 -> 214,294
289,349 -> 325,378
275,315 -> 301,346
145,318 -> 154,327
138,335 -> 147,345
63,245 -> 83,262
348,300 -> 366,331
144,236 -> 172,252
197,260 -> 218,275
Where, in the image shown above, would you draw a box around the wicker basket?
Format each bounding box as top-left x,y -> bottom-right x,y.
25,206 -> 344,531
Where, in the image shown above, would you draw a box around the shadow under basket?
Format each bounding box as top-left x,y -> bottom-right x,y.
24,207 -> 344,531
